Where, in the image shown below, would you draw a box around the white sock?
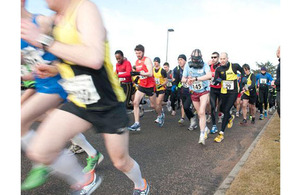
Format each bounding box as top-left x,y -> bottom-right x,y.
21,129 -> 36,152
49,149 -> 85,185
71,133 -> 97,157
124,160 -> 145,189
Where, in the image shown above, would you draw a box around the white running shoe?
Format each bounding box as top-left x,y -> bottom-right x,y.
198,133 -> 205,145
206,115 -> 212,123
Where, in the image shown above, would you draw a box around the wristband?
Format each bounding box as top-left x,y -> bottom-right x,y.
37,34 -> 54,51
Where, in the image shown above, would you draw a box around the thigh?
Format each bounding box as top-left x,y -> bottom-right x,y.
157,93 -> 165,104
28,109 -> 92,158
134,90 -> 145,104
102,131 -> 130,162
200,93 -> 209,112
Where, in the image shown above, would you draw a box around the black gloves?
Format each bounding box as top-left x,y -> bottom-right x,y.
130,71 -> 141,76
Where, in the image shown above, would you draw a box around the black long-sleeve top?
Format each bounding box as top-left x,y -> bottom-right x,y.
213,62 -> 245,93
275,59 -> 280,92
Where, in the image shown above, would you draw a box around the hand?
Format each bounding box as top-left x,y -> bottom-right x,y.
21,19 -> 43,48
130,71 -> 141,76
35,63 -> 59,78
213,78 -> 222,85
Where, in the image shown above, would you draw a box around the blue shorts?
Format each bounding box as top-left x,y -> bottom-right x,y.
35,74 -> 68,101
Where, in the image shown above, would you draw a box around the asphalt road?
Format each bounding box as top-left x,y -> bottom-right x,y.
21,105 -> 272,195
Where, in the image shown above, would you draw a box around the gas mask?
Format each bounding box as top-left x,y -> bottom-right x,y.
188,49 -> 204,69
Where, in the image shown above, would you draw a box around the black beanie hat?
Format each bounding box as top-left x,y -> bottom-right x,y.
178,54 -> 186,61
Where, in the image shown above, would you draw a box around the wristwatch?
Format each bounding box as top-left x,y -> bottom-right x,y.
195,76 -> 198,81
37,34 -> 54,51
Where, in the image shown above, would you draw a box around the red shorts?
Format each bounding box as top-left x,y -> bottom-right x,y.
191,91 -> 209,102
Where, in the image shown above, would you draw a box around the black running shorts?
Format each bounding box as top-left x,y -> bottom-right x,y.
241,93 -> 257,105
138,86 -> 155,97
60,101 -> 129,134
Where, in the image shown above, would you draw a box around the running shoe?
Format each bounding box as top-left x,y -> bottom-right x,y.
167,101 -> 172,112
206,115 -> 212,123
236,112 -> 239,118
133,179 -> 150,195
264,110 -> 268,118
171,110 -> 176,116
198,132 -> 205,145
83,151 -> 104,173
69,144 -> 85,154
210,125 -> 218,134
128,123 -> 141,131
227,115 -> 235,128
154,116 -> 159,123
214,132 -> 224,143
259,114 -> 264,120
70,171 -> 102,195
158,115 -> 165,127
240,119 -> 247,125
205,126 -> 210,140
188,116 -> 197,131
21,165 -> 49,190
251,118 -> 255,124
249,115 -> 252,121
139,105 -> 144,118
178,118 -> 185,125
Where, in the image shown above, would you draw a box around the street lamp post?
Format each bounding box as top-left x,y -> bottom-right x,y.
166,28 -> 174,62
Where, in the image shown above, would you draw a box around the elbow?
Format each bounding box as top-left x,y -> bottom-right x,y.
86,55 -> 104,70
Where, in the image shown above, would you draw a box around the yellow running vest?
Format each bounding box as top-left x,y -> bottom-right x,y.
52,0 -> 125,108
153,67 -> 166,91
244,73 -> 252,96
221,63 -> 238,94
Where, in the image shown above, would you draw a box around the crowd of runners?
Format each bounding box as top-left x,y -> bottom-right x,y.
20,0 -> 280,194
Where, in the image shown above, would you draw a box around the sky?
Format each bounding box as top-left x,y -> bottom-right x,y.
26,0 -> 280,70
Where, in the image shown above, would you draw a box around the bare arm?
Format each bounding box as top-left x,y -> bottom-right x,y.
21,1 -> 105,70
141,57 -> 153,77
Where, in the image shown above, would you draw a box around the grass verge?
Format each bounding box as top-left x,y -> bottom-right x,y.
226,113 -> 280,195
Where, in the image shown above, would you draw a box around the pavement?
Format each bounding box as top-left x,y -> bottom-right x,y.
21,104 -> 274,195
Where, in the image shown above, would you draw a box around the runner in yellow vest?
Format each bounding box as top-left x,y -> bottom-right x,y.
240,64 -> 257,125
153,57 -> 167,126
212,52 -> 244,143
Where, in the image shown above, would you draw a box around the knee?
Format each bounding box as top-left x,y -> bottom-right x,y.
198,110 -> 206,118
133,100 -> 140,107
112,156 -> 130,172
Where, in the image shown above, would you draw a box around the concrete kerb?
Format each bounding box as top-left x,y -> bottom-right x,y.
214,113 -> 276,195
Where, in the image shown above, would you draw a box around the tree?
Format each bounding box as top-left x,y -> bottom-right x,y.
251,61 -> 277,78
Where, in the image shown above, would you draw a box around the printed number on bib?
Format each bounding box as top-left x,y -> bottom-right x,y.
222,80 -> 234,90
155,78 -> 160,85
59,75 -> 100,105
192,81 -> 203,90
167,82 -> 172,87
260,78 -> 267,84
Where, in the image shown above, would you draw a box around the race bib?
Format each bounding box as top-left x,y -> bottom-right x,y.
58,75 -> 100,105
192,81 -> 203,90
167,82 -> 172,87
139,71 -> 147,79
260,78 -> 267,84
155,78 -> 160,85
222,80 -> 234,90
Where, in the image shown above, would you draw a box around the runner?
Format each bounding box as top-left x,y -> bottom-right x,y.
240,64 -> 257,125
128,44 -> 163,130
256,66 -> 273,120
153,57 -> 167,124
115,50 -> 133,110
182,49 -> 211,144
21,1 -> 103,190
173,54 -> 197,130
21,0 -> 149,194
163,62 -> 173,112
271,46 -> 280,117
212,52 -> 244,143
208,52 -> 222,134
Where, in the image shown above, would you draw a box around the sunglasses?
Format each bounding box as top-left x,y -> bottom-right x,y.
211,56 -> 218,59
